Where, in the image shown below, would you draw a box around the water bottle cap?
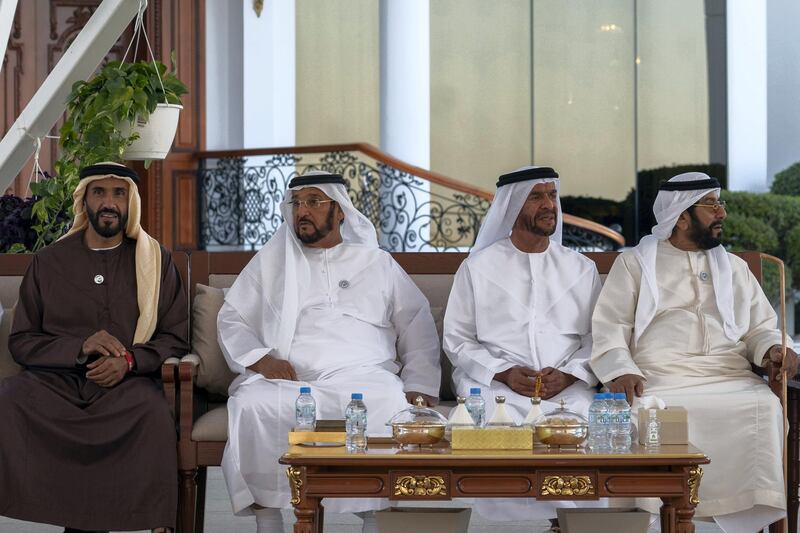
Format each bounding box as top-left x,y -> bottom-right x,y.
614,393 -> 627,400
299,387 -> 311,394
469,388 -> 481,395
351,393 -> 363,400
602,392 -> 614,399
593,393 -> 605,400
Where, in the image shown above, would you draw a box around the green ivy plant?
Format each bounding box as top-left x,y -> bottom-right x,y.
8,59 -> 187,253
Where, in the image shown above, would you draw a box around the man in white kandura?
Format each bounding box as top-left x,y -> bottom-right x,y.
591,172 -> 799,533
218,171 -> 441,533
444,166 -> 603,528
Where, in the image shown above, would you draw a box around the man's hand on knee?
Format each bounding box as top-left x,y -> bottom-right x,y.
86,355 -> 129,387
248,354 -> 298,381
608,374 -> 645,405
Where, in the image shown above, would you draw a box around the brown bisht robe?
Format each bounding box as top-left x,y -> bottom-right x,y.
0,231 -> 189,531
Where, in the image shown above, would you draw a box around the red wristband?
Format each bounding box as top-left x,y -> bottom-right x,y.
123,350 -> 134,372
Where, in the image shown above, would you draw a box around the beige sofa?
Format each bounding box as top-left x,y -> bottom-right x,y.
0,250 -> 793,533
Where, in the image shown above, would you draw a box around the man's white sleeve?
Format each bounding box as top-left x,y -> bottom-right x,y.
218,302 -> 276,375
590,255 -> 645,384
443,263 -> 515,387
390,261 -> 441,397
558,269 -> 602,386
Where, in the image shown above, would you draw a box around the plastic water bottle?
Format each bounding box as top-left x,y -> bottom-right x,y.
610,392 -> 632,452
345,393 -> 368,452
588,393 -> 609,451
644,408 -> 661,450
294,386 -> 316,431
465,387 -> 486,427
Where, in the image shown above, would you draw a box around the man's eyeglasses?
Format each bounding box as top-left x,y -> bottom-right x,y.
290,199 -> 335,210
692,200 -> 727,212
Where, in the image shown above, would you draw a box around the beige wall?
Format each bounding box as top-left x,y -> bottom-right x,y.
637,0 -> 709,171
430,0 -> 532,193
295,0 -> 380,146
533,0 -> 635,201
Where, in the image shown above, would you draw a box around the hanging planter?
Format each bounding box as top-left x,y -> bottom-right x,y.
58,2 -> 187,168
121,102 -> 184,160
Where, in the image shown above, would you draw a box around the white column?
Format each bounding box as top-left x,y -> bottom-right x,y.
205,0 -> 243,150
380,0 -> 429,168
380,0 -> 430,250
727,0 -> 767,191
205,0 -> 295,150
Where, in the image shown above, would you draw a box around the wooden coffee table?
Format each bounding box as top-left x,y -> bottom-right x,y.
280,441 -> 709,533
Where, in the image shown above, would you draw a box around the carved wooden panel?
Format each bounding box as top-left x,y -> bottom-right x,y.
389,471 -> 451,500
305,475 -> 386,496
455,474 -> 533,496
1,0 -> 206,249
603,473 -> 686,497
45,0 -> 133,172
140,0 -> 205,248
536,471 -> 598,500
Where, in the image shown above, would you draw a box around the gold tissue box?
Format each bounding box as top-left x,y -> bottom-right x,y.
637,406 -> 688,445
288,430 -> 346,445
450,426 -> 533,450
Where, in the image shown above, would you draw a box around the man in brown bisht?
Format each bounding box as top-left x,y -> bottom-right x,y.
0,162 -> 189,533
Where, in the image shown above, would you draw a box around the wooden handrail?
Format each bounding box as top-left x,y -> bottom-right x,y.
194,142 -> 625,246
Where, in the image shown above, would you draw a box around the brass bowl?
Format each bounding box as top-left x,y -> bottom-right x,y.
534,423 -> 588,447
391,422 -> 446,446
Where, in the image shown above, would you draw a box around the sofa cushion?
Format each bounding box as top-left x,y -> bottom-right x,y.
191,404 -> 229,441
192,284 -> 237,395
0,306 -> 20,380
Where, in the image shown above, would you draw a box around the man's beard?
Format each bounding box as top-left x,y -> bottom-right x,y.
296,203 -> 336,244
518,210 -> 557,237
87,205 -> 127,238
688,210 -> 722,250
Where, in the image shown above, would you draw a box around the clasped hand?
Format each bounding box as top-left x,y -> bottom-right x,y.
82,330 -> 129,388
496,366 -> 577,399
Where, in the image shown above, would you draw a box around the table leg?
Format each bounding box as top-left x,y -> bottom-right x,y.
287,466 -> 323,533
661,465 -> 702,533
293,498 -> 322,533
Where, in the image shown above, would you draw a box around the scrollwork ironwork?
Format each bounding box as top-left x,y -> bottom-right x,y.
198,151 -> 620,252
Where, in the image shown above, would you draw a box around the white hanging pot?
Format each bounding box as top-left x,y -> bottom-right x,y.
121,102 -> 183,160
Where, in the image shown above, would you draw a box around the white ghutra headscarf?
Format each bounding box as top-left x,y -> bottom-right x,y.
223,171 -> 379,357
632,172 -> 743,343
471,166 -> 562,255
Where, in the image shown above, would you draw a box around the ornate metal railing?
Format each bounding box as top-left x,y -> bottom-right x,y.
196,143 -> 625,252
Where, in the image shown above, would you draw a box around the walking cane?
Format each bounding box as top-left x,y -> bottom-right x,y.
761,254 -> 789,533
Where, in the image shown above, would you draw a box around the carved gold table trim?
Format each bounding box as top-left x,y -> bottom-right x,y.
540,474 -> 595,497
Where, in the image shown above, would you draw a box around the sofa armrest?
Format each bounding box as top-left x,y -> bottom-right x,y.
161,357 -> 180,417
178,354 -> 201,442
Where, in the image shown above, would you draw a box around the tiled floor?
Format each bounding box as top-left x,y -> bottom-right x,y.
0,467 -> 732,533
